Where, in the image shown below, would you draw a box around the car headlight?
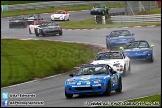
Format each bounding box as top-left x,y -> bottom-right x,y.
68,81 -> 76,85
94,79 -> 102,83
143,50 -> 150,54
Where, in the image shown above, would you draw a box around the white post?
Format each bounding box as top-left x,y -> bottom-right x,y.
1,5 -> 3,12
138,1 -> 142,12
102,16 -> 106,24
94,15 -> 97,24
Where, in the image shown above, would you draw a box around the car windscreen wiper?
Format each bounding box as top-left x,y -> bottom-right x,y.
80,73 -> 92,75
93,72 -> 106,75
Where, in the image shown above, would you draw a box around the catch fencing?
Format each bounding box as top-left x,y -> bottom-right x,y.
125,1 -> 159,15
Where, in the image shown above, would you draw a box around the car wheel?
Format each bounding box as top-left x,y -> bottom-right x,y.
65,91 -> 73,98
102,10 -> 105,15
122,65 -> 126,76
67,17 -> 70,21
149,56 -> 154,63
41,30 -> 45,36
35,28 -> 39,37
106,40 -> 112,50
29,28 -> 32,34
59,31 -> 62,36
9,25 -> 12,28
128,63 -> 131,73
115,77 -> 122,93
103,81 -> 111,96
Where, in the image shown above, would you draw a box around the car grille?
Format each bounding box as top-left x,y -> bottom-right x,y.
45,30 -> 60,33
75,87 -> 93,91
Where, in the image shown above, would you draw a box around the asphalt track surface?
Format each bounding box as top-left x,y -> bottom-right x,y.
1,8 -> 161,107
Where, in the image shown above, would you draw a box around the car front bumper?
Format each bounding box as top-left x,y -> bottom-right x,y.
65,84 -> 107,94
127,54 -> 153,61
43,30 -> 62,35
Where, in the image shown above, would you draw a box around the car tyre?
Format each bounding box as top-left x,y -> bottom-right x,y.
41,30 -> 45,36
35,28 -> 39,37
128,63 -> 131,73
106,40 -> 112,50
149,56 -> 154,63
9,25 -> 12,28
122,65 -> 126,76
29,28 -> 32,34
65,91 -> 73,98
59,31 -> 62,36
115,77 -> 122,93
103,81 -> 111,96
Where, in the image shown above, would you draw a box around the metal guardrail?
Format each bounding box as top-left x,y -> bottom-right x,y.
111,14 -> 161,23
2,1 -> 124,11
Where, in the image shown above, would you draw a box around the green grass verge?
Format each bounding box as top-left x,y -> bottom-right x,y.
1,1 -> 48,5
1,3 -> 124,18
136,8 -> 161,15
1,39 -> 103,87
58,18 -> 160,29
96,94 -> 161,107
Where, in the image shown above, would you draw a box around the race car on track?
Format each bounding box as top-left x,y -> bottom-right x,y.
120,40 -> 154,62
106,30 -> 135,50
9,16 -> 27,28
65,64 -> 122,98
90,4 -> 109,15
34,21 -> 62,36
51,10 -> 70,21
26,14 -> 43,25
91,51 -> 131,76
29,20 -> 48,34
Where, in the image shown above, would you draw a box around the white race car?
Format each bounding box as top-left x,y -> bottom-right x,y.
28,20 -> 48,34
91,51 -> 131,76
51,10 -> 70,21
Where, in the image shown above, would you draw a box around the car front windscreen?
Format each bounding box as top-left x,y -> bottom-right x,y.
110,30 -> 131,37
96,52 -> 123,60
124,41 -> 149,49
10,17 -> 24,20
95,5 -> 105,8
40,22 -> 57,27
55,11 -> 65,14
75,66 -> 107,75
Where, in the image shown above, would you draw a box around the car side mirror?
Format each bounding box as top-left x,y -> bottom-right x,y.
120,46 -> 124,51
151,44 -> 154,47
132,33 -> 135,36
69,73 -> 74,77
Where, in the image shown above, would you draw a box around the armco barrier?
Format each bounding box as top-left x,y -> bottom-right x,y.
111,14 -> 161,23
2,1 -> 124,11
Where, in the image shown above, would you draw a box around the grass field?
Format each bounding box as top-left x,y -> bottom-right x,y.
1,39 -> 103,87
1,1 -> 48,5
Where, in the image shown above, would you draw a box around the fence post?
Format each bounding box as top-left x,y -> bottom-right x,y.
1,5 -> 3,12
102,16 -> 106,24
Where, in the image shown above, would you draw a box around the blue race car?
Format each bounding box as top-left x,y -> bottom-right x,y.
119,40 -> 154,62
106,30 -> 135,50
64,64 -> 122,98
